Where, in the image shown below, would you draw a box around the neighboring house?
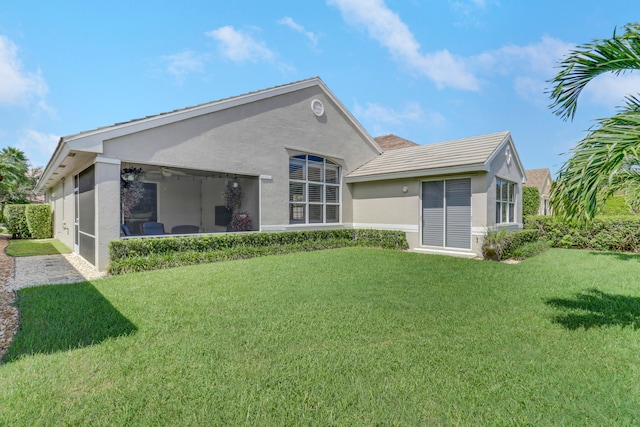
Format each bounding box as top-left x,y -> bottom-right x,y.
35,77 -> 526,270
524,168 -> 553,215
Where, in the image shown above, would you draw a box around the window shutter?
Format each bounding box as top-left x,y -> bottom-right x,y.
422,181 -> 444,247
445,178 -> 471,249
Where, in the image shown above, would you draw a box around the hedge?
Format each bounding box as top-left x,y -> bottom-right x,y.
522,186 -> 540,217
3,204 -> 30,239
109,229 -> 408,275
525,215 -> 640,252
499,229 -> 540,260
25,204 -> 52,239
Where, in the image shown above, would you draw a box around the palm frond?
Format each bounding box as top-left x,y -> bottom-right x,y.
551,108 -> 640,221
548,23 -> 640,121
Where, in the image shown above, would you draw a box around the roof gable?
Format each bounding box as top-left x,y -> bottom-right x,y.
374,134 -> 419,151
37,77 -> 381,193
524,168 -> 552,192
346,131 -> 520,182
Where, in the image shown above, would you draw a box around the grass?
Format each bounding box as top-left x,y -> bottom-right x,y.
1,247 -> 640,425
5,239 -> 71,257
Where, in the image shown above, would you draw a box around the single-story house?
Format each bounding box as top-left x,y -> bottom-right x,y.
524,168 -> 553,215
35,77 -> 526,270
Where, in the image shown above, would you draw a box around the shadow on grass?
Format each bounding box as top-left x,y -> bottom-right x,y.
545,288 -> 640,330
588,251 -> 640,262
2,282 -> 137,363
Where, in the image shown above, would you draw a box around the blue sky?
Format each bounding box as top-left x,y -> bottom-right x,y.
1,1 -> 638,174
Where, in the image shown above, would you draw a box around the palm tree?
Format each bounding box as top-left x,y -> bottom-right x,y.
0,147 -> 30,203
548,23 -> 640,221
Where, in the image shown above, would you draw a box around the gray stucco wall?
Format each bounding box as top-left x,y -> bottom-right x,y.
486,140 -> 525,229
102,86 -> 379,229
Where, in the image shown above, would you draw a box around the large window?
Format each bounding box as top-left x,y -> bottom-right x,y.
496,178 -> 516,224
289,154 -> 340,224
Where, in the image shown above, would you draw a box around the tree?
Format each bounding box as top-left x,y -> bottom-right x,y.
548,23 -> 640,222
0,147 -> 31,204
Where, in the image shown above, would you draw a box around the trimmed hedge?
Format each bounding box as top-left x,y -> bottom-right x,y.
522,186 -> 540,217
25,204 -> 52,239
499,229 -> 540,260
109,229 -> 408,275
3,204 -> 30,239
525,215 -> 640,252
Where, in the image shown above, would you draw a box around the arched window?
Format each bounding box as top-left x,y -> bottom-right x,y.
289,154 -> 340,224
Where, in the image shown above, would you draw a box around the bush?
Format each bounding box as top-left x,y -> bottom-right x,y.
525,215 -> 640,252
25,204 -> 52,239
109,229 -> 408,275
500,229 -> 540,259
3,204 -> 30,239
522,186 -> 540,217
510,240 -> 551,260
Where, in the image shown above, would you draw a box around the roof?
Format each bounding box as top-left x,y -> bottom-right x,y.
36,77 -> 382,193
346,131 -> 519,182
374,134 -> 419,151
524,168 -> 552,192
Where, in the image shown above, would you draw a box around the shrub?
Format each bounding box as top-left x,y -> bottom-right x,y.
510,239 -> 551,259
25,204 -> 52,239
3,204 -> 30,239
108,229 -> 408,275
500,229 -> 540,259
525,215 -> 640,252
522,186 -> 540,217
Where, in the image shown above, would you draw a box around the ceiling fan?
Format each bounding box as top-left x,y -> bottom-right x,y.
147,167 -> 188,177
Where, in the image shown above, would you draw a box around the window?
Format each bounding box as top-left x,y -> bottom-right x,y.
289,154 -> 340,224
496,178 -> 516,224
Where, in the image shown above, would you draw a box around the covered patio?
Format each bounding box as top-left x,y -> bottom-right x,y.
120,163 -> 260,236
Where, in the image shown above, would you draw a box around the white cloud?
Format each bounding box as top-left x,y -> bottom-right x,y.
328,0 -> 479,91
17,130 -> 59,167
471,35 -> 574,103
206,26 -> 275,63
0,35 -> 48,106
162,50 -> 209,83
582,72 -> 640,108
353,100 -> 446,136
278,17 -> 319,46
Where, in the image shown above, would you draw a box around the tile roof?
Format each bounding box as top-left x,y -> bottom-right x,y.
524,168 -> 552,191
347,131 -> 511,181
374,134 -> 419,151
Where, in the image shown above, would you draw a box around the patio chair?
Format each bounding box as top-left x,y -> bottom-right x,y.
142,222 -> 165,235
171,225 -> 200,234
120,224 -> 132,237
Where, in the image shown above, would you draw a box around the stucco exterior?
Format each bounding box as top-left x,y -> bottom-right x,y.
36,77 -> 527,269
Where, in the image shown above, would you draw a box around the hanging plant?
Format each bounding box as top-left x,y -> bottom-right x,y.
223,180 -> 243,210
121,167 -> 145,218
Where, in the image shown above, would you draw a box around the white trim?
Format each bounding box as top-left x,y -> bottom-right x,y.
285,145 -> 346,165
411,247 -> 477,258
261,223 -> 348,232
345,165 -> 484,183
94,156 -> 121,165
350,223 -> 419,233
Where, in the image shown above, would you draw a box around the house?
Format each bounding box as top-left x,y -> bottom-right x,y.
35,77 -> 526,270
524,168 -> 553,215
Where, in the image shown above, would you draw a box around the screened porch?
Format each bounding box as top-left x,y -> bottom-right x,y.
120,164 -> 259,236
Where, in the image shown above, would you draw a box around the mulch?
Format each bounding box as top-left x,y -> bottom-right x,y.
0,235 -> 18,360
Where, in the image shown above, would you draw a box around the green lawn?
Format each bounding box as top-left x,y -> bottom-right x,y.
1,248 -> 639,425
5,239 -> 71,257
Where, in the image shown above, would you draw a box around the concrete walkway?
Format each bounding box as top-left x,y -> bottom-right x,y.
7,252 -> 108,291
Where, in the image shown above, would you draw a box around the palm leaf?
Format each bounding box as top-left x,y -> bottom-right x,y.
549,23 -> 640,121
551,107 -> 640,221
